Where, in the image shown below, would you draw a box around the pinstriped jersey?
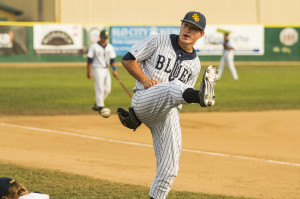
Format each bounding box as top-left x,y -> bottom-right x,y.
130,34 -> 201,92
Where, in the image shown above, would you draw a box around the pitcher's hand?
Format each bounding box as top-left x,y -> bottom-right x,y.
142,79 -> 159,89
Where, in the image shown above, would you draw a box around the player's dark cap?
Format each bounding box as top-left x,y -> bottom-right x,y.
181,11 -> 206,31
0,177 -> 16,197
100,30 -> 109,38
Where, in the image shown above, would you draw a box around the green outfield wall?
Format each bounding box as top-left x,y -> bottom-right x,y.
0,25 -> 299,63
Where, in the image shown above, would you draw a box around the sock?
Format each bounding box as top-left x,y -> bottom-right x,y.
182,88 -> 200,103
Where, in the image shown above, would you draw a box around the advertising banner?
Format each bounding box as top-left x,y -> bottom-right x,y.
195,25 -> 264,55
33,24 -> 83,54
0,26 -> 28,55
264,27 -> 300,61
111,26 -> 180,56
111,25 -> 264,56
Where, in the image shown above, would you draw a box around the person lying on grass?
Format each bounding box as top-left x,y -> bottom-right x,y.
0,177 -> 49,199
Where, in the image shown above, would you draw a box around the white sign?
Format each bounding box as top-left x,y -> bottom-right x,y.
34,24 -> 82,54
83,25 -> 108,45
194,25 -> 264,55
0,31 -> 13,48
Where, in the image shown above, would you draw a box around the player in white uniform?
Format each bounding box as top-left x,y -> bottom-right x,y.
87,30 -> 118,112
118,11 -> 218,199
214,33 -> 238,80
0,177 -> 49,199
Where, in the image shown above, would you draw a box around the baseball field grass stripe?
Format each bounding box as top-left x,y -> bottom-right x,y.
0,64 -> 299,115
1,122 -> 300,168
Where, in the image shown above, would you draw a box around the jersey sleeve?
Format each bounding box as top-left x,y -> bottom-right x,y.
129,35 -> 157,62
87,44 -> 95,59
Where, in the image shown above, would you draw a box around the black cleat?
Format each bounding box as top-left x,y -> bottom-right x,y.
92,104 -> 103,111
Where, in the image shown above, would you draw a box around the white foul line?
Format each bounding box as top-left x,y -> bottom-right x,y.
1,122 -> 300,167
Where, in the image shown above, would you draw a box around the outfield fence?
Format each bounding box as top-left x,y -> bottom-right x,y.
0,22 -> 299,63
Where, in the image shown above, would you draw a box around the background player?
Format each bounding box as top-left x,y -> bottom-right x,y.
211,32 -> 238,80
118,11 -> 217,199
87,29 -> 118,112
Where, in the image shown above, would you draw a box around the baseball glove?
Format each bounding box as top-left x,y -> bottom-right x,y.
117,107 -> 142,131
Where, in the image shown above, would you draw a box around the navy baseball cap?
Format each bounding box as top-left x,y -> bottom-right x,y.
100,30 -> 109,38
181,11 -> 206,31
0,177 -> 16,197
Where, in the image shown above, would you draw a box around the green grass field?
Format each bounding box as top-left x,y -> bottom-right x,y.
0,161 -> 253,199
0,64 -> 299,116
1,64 -> 299,199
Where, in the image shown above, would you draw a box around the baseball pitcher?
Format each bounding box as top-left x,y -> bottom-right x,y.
117,11 -> 218,199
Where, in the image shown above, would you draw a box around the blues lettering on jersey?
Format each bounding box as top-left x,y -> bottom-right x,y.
178,68 -> 192,83
169,60 -> 182,81
155,55 -> 172,73
155,54 -> 191,83
155,55 -> 165,70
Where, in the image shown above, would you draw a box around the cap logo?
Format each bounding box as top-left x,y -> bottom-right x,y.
192,14 -> 199,22
9,179 -> 15,184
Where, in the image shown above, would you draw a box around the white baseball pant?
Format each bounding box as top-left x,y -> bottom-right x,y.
218,50 -> 238,80
92,67 -> 111,107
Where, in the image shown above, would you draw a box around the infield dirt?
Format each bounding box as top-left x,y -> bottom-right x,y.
1,111 -> 300,199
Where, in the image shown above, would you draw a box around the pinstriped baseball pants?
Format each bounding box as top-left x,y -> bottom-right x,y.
132,80 -> 192,199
